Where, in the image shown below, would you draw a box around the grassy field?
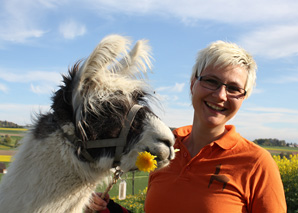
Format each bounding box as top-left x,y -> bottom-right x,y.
0,128 -> 27,136
0,127 -> 27,148
0,145 -> 13,150
263,146 -> 298,155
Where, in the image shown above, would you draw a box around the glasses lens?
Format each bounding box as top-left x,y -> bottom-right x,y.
226,85 -> 243,95
199,76 -> 245,96
200,77 -> 219,90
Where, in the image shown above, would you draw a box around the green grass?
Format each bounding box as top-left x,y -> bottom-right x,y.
261,146 -> 298,152
0,145 -> 12,150
0,162 -> 10,181
0,129 -> 27,135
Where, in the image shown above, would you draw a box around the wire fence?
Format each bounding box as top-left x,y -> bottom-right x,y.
96,171 -> 149,197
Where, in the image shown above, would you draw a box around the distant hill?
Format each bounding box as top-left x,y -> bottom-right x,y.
0,120 -> 24,128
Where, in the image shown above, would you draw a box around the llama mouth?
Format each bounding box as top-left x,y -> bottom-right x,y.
205,101 -> 226,112
143,147 -> 172,168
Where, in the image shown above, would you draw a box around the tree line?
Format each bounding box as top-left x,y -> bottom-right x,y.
253,138 -> 297,147
0,120 -> 24,128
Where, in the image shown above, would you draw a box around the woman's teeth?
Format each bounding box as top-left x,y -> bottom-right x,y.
206,102 -> 225,111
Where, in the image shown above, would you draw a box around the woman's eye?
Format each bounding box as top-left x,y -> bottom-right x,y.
205,79 -> 219,85
227,86 -> 240,92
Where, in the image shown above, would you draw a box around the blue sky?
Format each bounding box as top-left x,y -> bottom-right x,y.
0,0 -> 298,143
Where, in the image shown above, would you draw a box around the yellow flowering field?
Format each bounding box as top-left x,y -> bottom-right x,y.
0,128 -> 27,131
273,154 -> 298,212
113,187 -> 147,213
0,155 -> 12,162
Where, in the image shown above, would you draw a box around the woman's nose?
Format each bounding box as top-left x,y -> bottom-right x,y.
212,85 -> 228,101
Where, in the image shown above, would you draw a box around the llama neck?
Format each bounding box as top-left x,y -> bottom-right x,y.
0,131 -> 110,213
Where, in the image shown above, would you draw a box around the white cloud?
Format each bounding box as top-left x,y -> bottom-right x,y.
0,70 -> 62,84
88,0 -> 298,24
239,24 -> 298,59
30,83 -> 56,94
156,82 -> 185,92
84,0 -> 298,59
1,0 -> 298,53
151,104 -> 193,128
0,83 -> 8,92
0,103 -> 51,125
59,20 -> 86,39
229,107 -> 298,143
0,30 -> 45,43
0,69 -> 62,94
251,87 -> 263,94
265,73 -> 298,84
172,83 -> 185,92
0,0 -> 50,43
246,107 -> 298,114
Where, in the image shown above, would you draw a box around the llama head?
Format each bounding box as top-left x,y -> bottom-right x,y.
51,35 -> 175,173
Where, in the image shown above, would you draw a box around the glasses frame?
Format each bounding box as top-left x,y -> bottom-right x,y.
197,75 -> 247,97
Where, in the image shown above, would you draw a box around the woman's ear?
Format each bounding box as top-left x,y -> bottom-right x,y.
190,78 -> 197,95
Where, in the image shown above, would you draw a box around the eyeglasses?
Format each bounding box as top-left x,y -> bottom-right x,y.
197,76 -> 246,97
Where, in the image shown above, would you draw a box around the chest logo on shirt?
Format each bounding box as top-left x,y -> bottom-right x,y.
208,164 -> 230,191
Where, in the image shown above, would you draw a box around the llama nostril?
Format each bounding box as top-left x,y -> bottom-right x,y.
158,139 -> 171,148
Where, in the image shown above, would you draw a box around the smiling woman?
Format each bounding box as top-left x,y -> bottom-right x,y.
144,40 -> 287,213
90,40 -> 287,213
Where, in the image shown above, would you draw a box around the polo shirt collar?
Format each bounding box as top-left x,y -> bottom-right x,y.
173,125 -> 239,150
213,125 -> 239,150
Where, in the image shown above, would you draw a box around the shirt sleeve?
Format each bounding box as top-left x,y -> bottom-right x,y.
248,151 -> 287,213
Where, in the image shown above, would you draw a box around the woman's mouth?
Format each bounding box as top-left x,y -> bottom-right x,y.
205,101 -> 226,112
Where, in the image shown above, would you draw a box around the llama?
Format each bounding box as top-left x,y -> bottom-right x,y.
0,35 -> 175,213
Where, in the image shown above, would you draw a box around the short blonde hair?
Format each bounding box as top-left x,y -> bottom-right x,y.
190,41 -> 257,98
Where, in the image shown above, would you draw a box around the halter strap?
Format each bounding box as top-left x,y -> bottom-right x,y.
84,104 -> 143,164
64,104 -> 143,166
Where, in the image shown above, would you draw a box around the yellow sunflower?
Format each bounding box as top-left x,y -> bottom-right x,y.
135,151 -> 157,172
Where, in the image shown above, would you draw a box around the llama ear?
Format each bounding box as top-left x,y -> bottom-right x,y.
116,39 -> 152,78
74,34 -> 152,90
77,34 -> 131,81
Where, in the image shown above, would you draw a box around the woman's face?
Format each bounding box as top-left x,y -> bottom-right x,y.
191,65 -> 247,129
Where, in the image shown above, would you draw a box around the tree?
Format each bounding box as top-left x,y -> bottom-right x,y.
3,135 -> 12,146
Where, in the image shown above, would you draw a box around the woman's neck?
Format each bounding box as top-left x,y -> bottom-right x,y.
184,120 -> 227,157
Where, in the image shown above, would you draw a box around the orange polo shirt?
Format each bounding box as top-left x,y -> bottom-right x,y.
145,125 -> 286,213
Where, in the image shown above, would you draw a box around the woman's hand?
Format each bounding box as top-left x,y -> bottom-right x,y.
85,192 -> 110,212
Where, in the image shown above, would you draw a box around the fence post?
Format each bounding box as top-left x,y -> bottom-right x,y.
132,171 -> 135,195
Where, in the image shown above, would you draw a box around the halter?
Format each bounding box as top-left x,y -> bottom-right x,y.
64,104 -> 143,166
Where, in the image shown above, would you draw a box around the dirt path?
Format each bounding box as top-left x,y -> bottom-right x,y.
0,133 -> 24,137
0,150 -> 17,156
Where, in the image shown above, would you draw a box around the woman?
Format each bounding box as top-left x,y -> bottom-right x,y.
88,41 -> 287,212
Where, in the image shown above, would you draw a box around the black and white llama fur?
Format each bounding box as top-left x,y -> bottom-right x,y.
0,35 -> 175,213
